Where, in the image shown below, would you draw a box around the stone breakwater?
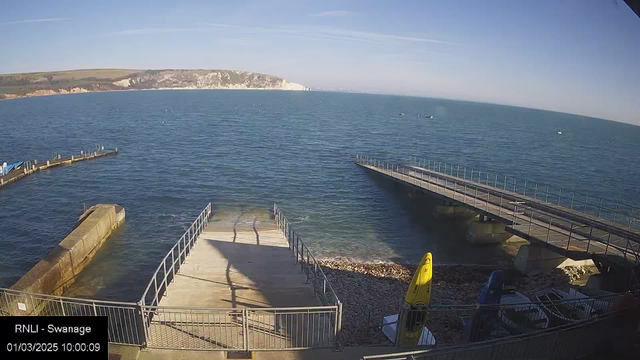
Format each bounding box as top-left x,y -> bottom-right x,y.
318,259 -> 596,346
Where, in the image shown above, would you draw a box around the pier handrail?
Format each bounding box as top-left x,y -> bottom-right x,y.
273,204 -> 341,307
407,156 -> 640,230
273,204 -> 343,345
355,156 -> 640,266
140,203 -> 212,307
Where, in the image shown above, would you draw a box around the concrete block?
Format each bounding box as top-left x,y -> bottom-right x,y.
8,204 -> 125,315
466,219 -> 519,245
433,204 -> 477,220
514,244 -> 594,274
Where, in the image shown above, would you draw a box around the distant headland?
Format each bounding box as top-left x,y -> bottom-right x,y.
0,68 -> 309,100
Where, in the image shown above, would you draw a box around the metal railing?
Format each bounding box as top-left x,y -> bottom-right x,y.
273,203 -> 343,349
363,292 -> 622,347
407,156 -> 640,230
141,203 -> 212,308
361,298 -> 639,360
273,204 -> 342,310
355,156 -> 640,265
0,287 -> 144,346
143,305 -> 338,350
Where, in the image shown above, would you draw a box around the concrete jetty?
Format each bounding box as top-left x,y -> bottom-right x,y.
7,204 -> 125,315
143,209 -> 337,351
157,213 -> 319,308
0,147 -> 118,188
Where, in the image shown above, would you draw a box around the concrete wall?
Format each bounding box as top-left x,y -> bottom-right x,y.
514,244 -> 594,274
466,218 -> 519,245
7,204 -> 125,315
433,204 -> 478,220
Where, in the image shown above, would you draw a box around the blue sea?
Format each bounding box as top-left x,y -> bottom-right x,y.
1,90 -> 638,301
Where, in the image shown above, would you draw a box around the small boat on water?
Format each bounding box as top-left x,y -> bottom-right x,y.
425,115 -> 434,119
557,131 -> 562,135
399,113 -> 405,116
499,290 -> 549,334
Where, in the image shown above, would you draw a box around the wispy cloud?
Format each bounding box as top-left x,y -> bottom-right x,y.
0,18 -> 72,26
199,22 -> 460,46
310,11 -> 356,17
337,30 -> 460,45
110,28 -> 200,35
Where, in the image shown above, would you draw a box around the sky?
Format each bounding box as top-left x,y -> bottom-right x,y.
1,0 -> 639,124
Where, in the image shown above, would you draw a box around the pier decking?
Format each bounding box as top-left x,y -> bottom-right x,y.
157,215 -> 319,308
0,148 -> 118,188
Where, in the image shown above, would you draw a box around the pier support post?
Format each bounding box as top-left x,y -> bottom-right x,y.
514,244 -> 594,274
466,217 -> 519,245
47,160 -> 50,167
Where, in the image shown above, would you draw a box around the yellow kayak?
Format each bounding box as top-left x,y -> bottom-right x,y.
398,252 -> 433,346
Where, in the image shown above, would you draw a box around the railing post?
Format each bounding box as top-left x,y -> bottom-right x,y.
567,223 -> 573,249
570,193 -> 574,210
534,183 -> 538,199
584,195 -> 589,214
528,209 -> 534,235
524,180 -> 527,196
463,167 -> 466,179
474,187 -> 477,206
597,198 -> 603,218
494,174 -> 498,187
547,216 -> 552,242
171,249 -> 176,281
153,276 -> 158,305
242,308 -> 249,351
93,302 -> 98,316
463,184 -> 467,204
559,188 -> 562,205
334,302 -> 343,351
499,196 -> 503,216
613,203 -> 619,222
604,232 -> 612,255
546,185 -> 549,202
60,299 -> 65,316
138,301 -> 149,347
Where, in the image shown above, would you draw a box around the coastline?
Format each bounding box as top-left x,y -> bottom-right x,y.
0,86 -> 310,102
318,259 -> 595,346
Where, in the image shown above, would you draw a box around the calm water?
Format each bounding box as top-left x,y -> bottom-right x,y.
1,90 -> 638,301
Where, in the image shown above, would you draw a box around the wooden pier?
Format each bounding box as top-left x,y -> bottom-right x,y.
0,148 -> 118,188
